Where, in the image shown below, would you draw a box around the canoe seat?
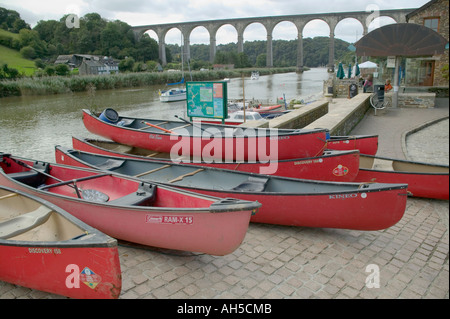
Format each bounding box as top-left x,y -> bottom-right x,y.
9,162 -> 50,187
95,159 -> 125,171
109,183 -> 157,206
117,119 -> 135,127
0,206 -> 53,239
372,158 -> 394,171
232,176 -> 269,192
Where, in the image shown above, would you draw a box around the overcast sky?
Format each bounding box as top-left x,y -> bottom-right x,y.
0,0 -> 430,44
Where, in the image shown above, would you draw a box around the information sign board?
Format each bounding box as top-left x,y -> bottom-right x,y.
186,81 -> 228,121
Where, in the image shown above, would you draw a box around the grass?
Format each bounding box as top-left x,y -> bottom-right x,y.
0,29 -> 20,40
0,44 -> 37,76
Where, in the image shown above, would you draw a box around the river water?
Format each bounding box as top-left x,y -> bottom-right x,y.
0,68 -> 329,163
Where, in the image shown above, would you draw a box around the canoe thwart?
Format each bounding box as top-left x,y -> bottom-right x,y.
168,169 -> 205,183
9,163 -> 50,187
134,164 -> 171,178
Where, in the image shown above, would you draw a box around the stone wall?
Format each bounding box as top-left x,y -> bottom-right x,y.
330,94 -> 371,135
268,100 -> 329,129
323,78 -> 360,98
384,92 -> 436,108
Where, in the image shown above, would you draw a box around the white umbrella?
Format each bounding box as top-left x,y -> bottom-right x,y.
358,61 -> 378,68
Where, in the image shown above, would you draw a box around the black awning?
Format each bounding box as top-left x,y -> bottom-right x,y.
355,23 -> 448,57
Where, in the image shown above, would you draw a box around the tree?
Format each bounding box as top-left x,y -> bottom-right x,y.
0,64 -> 20,79
119,57 -> 135,72
44,65 -> 56,76
55,64 -> 70,76
19,29 -> 47,58
20,45 -> 36,59
255,54 -> 266,67
0,7 -> 30,32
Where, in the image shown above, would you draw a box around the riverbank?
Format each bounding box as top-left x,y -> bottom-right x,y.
0,67 -> 298,98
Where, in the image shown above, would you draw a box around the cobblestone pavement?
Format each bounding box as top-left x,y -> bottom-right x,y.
406,118 -> 449,166
1,100 -> 448,300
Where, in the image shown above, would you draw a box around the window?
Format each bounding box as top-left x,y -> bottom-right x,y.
424,18 -> 439,32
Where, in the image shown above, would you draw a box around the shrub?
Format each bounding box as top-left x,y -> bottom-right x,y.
20,45 -> 36,59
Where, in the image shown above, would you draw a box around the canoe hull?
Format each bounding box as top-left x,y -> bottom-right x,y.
327,135 -> 378,156
355,155 -> 449,200
0,245 -> 121,299
72,137 -> 360,182
55,147 -> 409,231
82,109 -> 328,161
0,186 -> 121,299
356,169 -> 449,200
190,187 -> 408,231
0,156 -> 257,256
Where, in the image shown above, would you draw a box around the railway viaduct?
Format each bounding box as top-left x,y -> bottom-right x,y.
131,9 -> 413,71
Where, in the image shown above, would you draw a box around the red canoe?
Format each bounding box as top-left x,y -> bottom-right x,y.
82,109 -> 328,161
72,137 -> 360,182
327,135 -> 378,156
0,186 -> 121,299
54,146 -> 409,231
249,104 -> 283,113
0,153 -> 260,256
355,155 -> 449,200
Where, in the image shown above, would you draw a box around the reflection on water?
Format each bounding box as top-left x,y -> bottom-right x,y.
0,69 -> 328,162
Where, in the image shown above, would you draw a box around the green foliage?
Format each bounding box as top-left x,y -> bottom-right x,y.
0,63 -> 19,79
0,67 -> 295,97
119,57 -> 135,72
1,5 -> 355,81
20,45 -> 36,59
55,64 -> 70,76
0,7 -> 30,32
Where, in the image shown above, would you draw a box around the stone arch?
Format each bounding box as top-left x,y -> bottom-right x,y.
187,25 -> 210,61
335,18 -> 365,43
367,16 -> 397,33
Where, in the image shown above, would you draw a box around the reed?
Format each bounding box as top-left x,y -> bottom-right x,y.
0,67 -> 296,98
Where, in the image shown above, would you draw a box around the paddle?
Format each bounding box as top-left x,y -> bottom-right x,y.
141,121 -> 174,134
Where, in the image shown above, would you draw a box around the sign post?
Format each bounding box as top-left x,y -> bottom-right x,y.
186,81 -> 228,124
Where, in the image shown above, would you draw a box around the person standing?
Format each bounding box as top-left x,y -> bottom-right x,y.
363,74 -> 373,93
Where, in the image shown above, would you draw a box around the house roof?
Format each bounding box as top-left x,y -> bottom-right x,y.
54,55 -> 72,64
82,60 -> 104,67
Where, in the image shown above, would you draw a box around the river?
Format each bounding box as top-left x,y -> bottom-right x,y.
0,68 -> 329,162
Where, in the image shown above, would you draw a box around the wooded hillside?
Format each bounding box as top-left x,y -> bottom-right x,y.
1,7 -> 353,72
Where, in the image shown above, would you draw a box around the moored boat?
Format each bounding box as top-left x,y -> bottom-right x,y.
355,155 -> 449,200
71,136 -> 360,182
248,104 -> 283,113
0,153 -> 260,256
55,146 -> 409,231
159,87 -> 187,102
82,109 -> 328,162
0,186 -> 122,299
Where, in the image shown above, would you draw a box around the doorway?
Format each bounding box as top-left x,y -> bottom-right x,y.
420,61 -> 435,86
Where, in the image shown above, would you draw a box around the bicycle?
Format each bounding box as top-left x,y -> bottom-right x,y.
370,87 -> 390,115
